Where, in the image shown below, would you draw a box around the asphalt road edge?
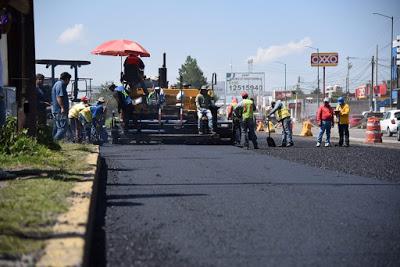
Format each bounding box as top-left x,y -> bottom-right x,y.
36,147 -> 100,267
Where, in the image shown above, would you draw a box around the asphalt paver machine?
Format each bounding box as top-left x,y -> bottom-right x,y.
111,54 -> 233,144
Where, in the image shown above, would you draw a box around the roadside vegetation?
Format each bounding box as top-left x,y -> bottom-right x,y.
0,117 -> 96,260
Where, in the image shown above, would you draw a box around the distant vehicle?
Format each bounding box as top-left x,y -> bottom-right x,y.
360,112 -> 384,129
396,117 -> 400,141
349,114 -> 363,128
380,110 -> 400,137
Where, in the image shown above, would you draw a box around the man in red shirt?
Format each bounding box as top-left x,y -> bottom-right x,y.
122,55 -> 148,95
316,97 -> 334,147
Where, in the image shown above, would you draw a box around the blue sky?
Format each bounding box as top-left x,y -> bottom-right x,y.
34,0 -> 400,92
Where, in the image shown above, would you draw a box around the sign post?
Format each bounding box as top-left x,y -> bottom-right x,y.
225,72 -> 265,101
311,52 -> 338,98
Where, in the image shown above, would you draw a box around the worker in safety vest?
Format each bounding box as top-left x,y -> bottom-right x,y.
335,96 -> 350,147
268,100 -> 294,147
68,96 -> 89,142
234,92 -> 258,149
195,85 -> 215,134
108,83 -> 134,131
227,97 -> 241,146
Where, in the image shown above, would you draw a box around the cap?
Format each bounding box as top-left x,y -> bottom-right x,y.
323,97 -> 330,103
154,86 -> 161,90
200,85 -> 208,90
337,97 -> 344,104
81,96 -> 89,102
241,91 -> 249,98
97,97 -> 105,103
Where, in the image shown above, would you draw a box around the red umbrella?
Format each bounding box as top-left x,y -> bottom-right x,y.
91,39 -> 150,57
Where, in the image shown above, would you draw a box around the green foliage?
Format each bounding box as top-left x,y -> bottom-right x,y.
36,125 -> 61,151
177,56 -> 207,89
0,117 -> 55,156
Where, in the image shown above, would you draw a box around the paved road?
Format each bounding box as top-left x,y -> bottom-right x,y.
91,138 -> 400,266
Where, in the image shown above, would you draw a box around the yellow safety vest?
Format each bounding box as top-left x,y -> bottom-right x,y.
276,106 -> 290,121
242,99 -> 254,120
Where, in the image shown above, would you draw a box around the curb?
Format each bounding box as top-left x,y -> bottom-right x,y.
36,147 -> 101,267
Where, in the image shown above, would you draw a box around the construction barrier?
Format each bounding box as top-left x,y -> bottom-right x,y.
300,120 -> 313,136
265,121 -> 275,133
365,117 -> 382,143
256,121 -> 264,132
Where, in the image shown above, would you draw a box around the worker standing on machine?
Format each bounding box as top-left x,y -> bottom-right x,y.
108,83 -> 134,132
234,92 -> 258,149
195,85 -> 215,134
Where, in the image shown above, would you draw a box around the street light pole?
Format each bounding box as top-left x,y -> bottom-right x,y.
373,12 -> 394,107
305,46 -> 320,107
275,61 -> 287,104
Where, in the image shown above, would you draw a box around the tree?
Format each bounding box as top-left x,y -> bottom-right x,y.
311,88 -> 321,95
177,56 -> 207,88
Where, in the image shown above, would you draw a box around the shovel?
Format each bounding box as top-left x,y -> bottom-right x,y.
266,119 -> 276,147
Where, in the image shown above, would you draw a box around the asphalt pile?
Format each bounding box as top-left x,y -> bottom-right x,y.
255,133 -> 400,183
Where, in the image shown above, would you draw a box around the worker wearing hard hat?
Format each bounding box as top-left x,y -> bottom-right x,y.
268,100 -> 293,147
316,97 -> 334,147
68,96 -> 89,142
335,97 -> 350,147
195,85 -> 215,134
234,92 -> 258,149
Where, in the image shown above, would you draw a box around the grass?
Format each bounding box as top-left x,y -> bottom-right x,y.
0,142 -> 96,259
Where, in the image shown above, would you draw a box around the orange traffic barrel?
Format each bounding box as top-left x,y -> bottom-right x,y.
365,117 -> 382,143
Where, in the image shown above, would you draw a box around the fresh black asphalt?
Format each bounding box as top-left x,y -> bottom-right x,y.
90,135 -> 400,266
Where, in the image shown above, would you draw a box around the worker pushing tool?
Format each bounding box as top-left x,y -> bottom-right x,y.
268,100 -> 294,147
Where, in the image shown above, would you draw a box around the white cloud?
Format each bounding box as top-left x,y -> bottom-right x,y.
57,24 -> 85,44
249,37 -> 312,64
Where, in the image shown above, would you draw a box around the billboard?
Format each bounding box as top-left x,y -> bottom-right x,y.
311,52 -> 339,67
226,72 -> 265,96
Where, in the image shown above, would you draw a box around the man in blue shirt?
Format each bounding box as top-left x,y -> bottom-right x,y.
51,72 -> 72,140
108,84 -> 134,131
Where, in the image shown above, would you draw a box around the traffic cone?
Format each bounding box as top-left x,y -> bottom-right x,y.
300,120 -> 313,136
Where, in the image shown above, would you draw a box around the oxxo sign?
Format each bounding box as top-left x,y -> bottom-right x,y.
311,52 -> 339,67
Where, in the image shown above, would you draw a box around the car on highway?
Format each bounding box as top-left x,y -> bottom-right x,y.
380,109 -> 400,137
349,114 -> 363,128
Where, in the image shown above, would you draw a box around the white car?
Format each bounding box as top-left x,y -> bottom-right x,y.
380,109 -> 400,136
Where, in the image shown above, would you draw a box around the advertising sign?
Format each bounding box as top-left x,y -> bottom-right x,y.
311,52 -> 339,67
226,72 -> 265,96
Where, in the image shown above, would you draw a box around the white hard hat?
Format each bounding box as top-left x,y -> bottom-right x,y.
323,97 -> 330,103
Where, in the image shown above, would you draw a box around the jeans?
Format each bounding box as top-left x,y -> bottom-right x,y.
233,118 -> 241,144
53,113 -> 69,140
242,118 -> 258,148
197,109 -> 213,130
281,117 -> 293,145
338,124 -> 349,146
317,120 -> 332,144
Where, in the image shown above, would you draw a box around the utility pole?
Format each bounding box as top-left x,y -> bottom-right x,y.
370,56 -> 375,111
376,45 -> 379,96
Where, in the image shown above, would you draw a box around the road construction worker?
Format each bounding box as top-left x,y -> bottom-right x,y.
78,97 -> 106,143
234,92 -> 258,149
108,83 -> 134,132
316,97 -> 334,147
147,86 -> 165,108
335,96 -> 350,147
122,55 -> 148,95
68,96 -> 89,142
268,100 -> 293,147
227,97 -> 241,146
195,85 -> 215,134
